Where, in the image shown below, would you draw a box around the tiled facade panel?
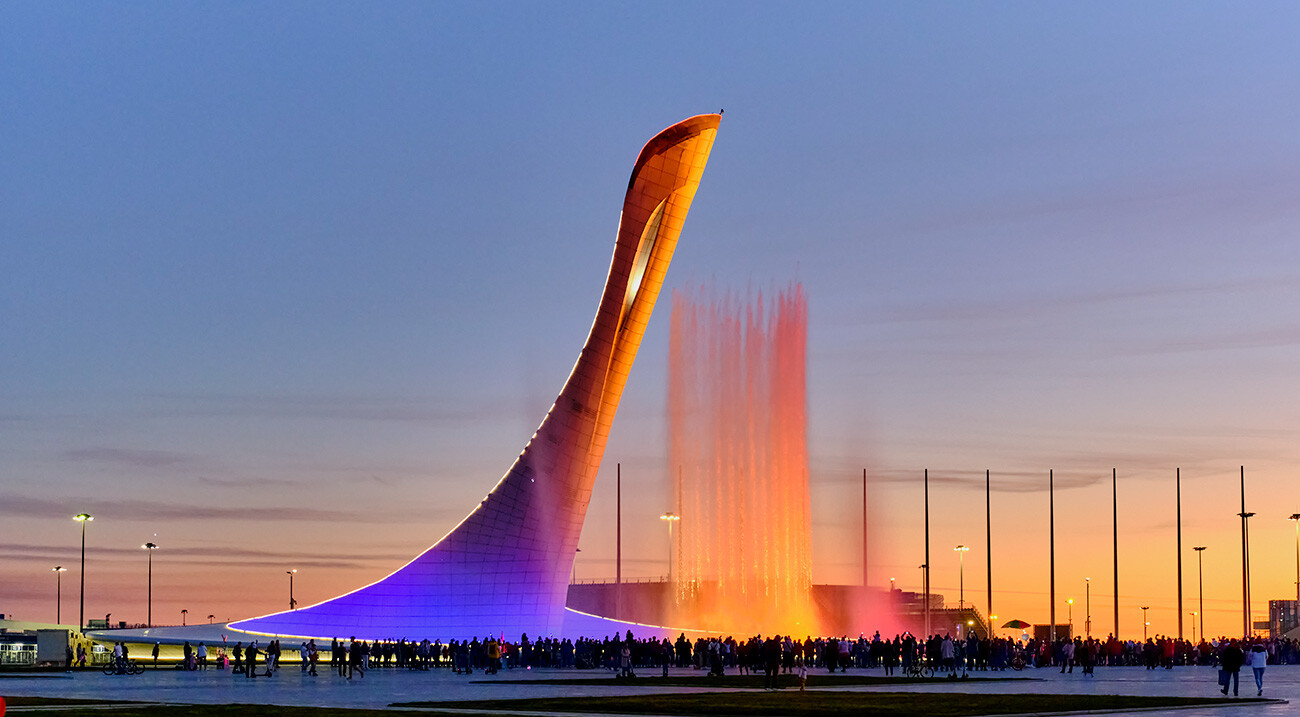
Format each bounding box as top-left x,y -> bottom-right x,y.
230,115 -> 719,643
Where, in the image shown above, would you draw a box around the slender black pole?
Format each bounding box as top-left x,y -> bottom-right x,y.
1241,466 -> 1248,636
616,462 -> 622,619
1176,468 -> 1183,640
986,469 -> 992,631
863,468 -> 869,587
616,462 -> 622,584
147,548 -> 152,627
79,521 -> 86,631
924,468 -> 931,637
1049,469 -> 1056,642
1113,468 -> 1119,639
1194,546 -> 1206,642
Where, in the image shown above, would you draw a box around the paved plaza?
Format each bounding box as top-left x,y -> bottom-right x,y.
0,665 -> 1293,715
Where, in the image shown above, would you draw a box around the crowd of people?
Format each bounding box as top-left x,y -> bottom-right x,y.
112,629 -> 1297,696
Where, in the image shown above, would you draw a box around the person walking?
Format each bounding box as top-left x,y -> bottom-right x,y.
245,641 -> 258,679
1248,641 -> 1267,696
1219,639 -> 1243,696
348,637 -> 364,679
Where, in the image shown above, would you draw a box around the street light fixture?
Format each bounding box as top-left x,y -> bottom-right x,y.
1141,606 -> 1150,641
208,614 -> 215,624
181,609 -> 187,626
1067,598 -> 1074,634
954,545 -> 970,610
1190,611 -> 1198,643
287,569 -> 298,610
73,513 -> 93,631
142,542 -> 158,627
660,513 -> 680,583
52,566 -> 67,624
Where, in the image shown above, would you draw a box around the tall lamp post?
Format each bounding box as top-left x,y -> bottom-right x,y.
660,513 -> 680,583
1193,546 -> 1206,642
1084,577 -> 1091,638
1191,612 -> 1198,643
142,542 -> 158,627
1067,598 -> 1074,635
1239,468 -> 1252,637
954,544 -> 970,610
1141,606 -> 1150,641
52,566 -> 67,624
181,609 -> 187,626
287,569 -> 298,610
73,513 -> 93,631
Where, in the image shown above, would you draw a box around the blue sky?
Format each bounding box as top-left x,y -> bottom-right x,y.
4,1 -> 1300,638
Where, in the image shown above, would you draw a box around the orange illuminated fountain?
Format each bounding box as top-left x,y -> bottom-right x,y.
667,283 -> 817,635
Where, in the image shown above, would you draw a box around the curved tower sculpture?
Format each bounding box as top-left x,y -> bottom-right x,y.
230,114 -> 720,641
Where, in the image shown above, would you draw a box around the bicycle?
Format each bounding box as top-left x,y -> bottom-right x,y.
903,659 -> 934,678
103,659 -> 145,675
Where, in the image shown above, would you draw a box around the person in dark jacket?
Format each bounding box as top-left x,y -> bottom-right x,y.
245,641 -> 258,679
1219,639 -> 1244,696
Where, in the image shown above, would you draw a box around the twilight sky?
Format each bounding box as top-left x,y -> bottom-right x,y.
4,1 -> 1300,640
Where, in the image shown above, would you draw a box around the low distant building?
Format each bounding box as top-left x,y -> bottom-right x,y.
0,618 -> 96,668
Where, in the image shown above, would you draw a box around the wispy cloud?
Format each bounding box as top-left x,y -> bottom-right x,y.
855,276 -> 1300,328
139,392 -> 526,425
822,461 -> 1230,494
62,447 -> 197,469
0,494 -> 446,524
871,159 -> 1300,249
859,468 -> 1107,493
196,476 -> 308,489
1128,324 -> 1300,356
0,542 -> 412,570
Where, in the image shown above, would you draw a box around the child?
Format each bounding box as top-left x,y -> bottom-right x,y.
796,656 -> 807,691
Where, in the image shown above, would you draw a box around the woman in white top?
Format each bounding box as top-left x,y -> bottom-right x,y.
1248,642 -> 1268,696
